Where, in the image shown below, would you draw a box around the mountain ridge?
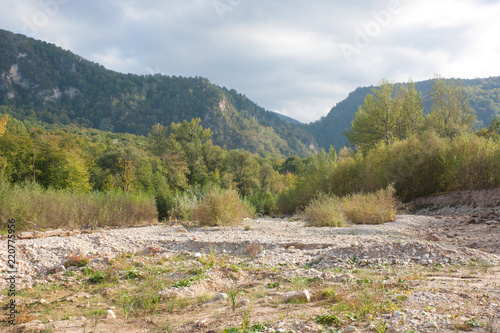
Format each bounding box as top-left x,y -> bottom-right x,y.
0,29 -> 317,158
306,77 -> 500,149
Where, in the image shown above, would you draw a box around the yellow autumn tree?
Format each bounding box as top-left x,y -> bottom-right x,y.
0,114 -> 8,137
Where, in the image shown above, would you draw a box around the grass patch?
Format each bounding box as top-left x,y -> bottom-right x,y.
304,192 -> 344,227
0,182 -> 157,230
193,188 -> 254,226
303,186 -> 398,226
342,186 -> 397,225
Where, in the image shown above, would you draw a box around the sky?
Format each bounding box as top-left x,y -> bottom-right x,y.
1,0 -> 500,123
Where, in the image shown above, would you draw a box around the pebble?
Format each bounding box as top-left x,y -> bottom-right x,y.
105,309 -> 116,319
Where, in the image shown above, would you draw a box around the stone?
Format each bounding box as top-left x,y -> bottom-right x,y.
393,311 -> 403,319
282,290 -> 311,303
193,252 -> 202,258
238,298 -> 251,307
197,318 -> 209,327
423,322 -> 438,329
39,299 -> 47,304
104,309 -> 116,319
18,232 -> 35,239
212,293 -> 228,302
176,227 -> 188,233
48,265 -> 66,274
343,326 -> 357,333
425,234 -> 440,242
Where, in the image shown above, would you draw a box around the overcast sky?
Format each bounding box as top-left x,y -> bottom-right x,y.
2,0 -> 500,123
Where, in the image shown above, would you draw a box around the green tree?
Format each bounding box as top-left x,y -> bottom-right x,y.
427,75 -> 476,138
345,80 -> 423,149
393,80 -> 424,139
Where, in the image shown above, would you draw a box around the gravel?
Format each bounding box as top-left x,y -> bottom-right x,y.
1,215 -> 497,290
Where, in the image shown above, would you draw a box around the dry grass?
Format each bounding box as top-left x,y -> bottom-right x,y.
0,182 -> 157,230
303,186 -> 398,227
303,192 -> 344,227
342,186 -> 397,225
193,188 -> 253,226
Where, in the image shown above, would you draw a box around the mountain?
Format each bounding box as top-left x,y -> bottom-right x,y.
0,29 -> 317,158
307,77 -> 500,149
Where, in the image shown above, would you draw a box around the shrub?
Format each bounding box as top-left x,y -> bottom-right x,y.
342,186 -> 397,224
303,192 -> 344,227
169,191 -> 198,221
193,188 -> 253,226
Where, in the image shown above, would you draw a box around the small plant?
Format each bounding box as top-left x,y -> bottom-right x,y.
374,319 -> 388,333
88,270 -> 106,284
226,274 -> 245,311
267,281 -> 280,289
65,253 -> 89,268
313,312 -> 342,327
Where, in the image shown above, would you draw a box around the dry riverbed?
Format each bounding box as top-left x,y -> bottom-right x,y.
1,190 -> 500,333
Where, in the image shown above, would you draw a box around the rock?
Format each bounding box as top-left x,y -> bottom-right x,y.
423,322 -> 438,329
238,298 -> 251,307
39,299 -> 47,304
425,234 -> 440,242
343,326 -> 357,333
104,309 -> 116,319
18,232 -> 35,239
193,252 -> 202,258
47,265 -> 66,274
393,311 -> 403,319
175,227 -> 188,233
282,290 -> 311,303
211,293 -> 228,302
197,318 -> 209,327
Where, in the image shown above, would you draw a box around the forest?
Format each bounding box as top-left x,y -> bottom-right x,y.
1,76 -> 500,231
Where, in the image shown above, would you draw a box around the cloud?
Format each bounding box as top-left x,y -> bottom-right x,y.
1,0 -> 500,123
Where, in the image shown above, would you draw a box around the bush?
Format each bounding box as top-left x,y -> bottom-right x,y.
303,192 -> 344,227
342,186 -> 397,225
193,188 -> 253,226
169,191 -> 198,221
247,192 -> 278,216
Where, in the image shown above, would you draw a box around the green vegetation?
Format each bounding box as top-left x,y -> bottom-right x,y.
0,29 -> 317,158
342,186 -> 397,225
2,26 -> 500,229
308,76 -> 500,150
304,192 -> 344,227
193,188 -> 254,226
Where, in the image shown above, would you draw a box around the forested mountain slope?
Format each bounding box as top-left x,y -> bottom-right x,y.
307,77 -> 500,149
0,29 -> 317,158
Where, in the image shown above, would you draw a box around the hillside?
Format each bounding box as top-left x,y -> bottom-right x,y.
0,29 -> 317,158
307,77 -> 500,149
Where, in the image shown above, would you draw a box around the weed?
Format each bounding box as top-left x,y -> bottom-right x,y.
374,319 -> 388,333
226,274 -> 245,311
267,282 -> 280,289
314,312 -> 342,327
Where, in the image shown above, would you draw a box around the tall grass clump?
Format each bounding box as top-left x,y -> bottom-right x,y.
342,186 -> 397,225
0,182 -> 157,230
193,188 -> 254,226
303,192 -> 344,227
169,191 -> 198,221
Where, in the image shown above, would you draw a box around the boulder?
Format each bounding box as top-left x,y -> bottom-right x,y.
282,290 -> 311,303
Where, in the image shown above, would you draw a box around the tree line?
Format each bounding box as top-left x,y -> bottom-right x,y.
1,76 -> 500,226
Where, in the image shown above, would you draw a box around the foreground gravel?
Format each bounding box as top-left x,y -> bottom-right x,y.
1,213 -> 500,333
1,215 -> 497,289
